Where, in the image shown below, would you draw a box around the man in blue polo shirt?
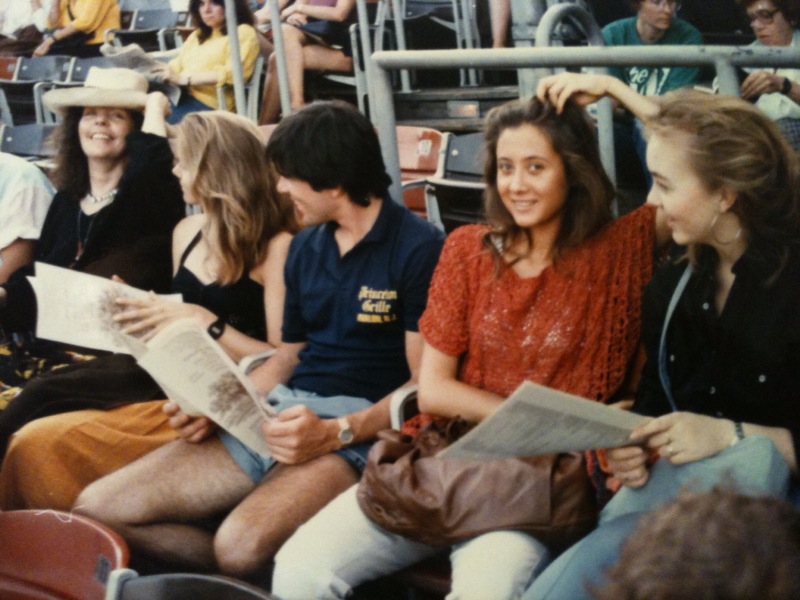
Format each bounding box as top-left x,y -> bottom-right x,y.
75,101 -> 445,578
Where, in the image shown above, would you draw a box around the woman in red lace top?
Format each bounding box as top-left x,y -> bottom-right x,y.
271,96 -> 670,600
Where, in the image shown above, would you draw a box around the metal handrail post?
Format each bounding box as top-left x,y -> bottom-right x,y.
390,0 -> 412,92
715,57 -> 741,96
510,0 -> 548,97
224,0 -> 246,115
370,45 -> 800,72
371,65 -> 403,203
535,3 -> 605,49
269,0 -> 292,117
356,0 -> 378,120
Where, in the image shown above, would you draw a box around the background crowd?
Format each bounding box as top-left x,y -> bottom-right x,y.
0,1 -> 799,600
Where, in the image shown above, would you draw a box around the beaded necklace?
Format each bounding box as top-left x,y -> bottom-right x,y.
86,188 -> 118,204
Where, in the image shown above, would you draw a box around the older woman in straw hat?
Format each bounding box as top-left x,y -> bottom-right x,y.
0,67 -> 184,385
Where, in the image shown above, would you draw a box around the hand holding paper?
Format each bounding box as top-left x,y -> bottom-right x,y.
439,381 -> 651,459
28,262 -> 182,354
113,293 -> 217,342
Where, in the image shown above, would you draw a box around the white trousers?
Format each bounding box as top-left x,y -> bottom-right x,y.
273,484 -> 551,600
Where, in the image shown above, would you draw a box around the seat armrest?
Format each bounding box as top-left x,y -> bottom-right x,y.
390,384 -> 419,430
104,568 -> 138,600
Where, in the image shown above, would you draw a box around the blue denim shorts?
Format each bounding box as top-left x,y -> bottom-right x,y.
218,384 -> 374,484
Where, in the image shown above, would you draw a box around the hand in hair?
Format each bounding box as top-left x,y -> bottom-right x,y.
537,72 -> 622,113
537,72 -> 660,121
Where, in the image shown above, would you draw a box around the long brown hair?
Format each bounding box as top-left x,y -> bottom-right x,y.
190,0 -> 255,43
171,111 -> 296,284
49,107 -> 143,198
482,97 -> 615,273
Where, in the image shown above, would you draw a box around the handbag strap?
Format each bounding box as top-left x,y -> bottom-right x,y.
658,264 -> 692,413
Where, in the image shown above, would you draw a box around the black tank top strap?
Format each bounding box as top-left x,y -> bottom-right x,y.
179,231 -> 203,266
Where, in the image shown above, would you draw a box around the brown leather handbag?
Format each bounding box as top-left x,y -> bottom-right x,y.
356,419 -> 598,551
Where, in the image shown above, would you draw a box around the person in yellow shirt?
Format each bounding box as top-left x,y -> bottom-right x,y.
151,0 -> 259,123
33,0 -> 119,57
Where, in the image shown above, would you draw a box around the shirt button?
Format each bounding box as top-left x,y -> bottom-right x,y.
716,411 -> 724,418
669,354 -> 675,362
702,302 -> 710,310
710,386 -> 716,394
758,375 -> 767,383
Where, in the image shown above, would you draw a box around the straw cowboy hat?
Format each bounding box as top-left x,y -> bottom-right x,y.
43,67 -> 149,114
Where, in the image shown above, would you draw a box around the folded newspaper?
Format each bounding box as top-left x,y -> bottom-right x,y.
438,381 -> 650,460
135,318 -> 276,456
100,42 -> 182,105
27,262 -> 180,354
29,263 -> 275,456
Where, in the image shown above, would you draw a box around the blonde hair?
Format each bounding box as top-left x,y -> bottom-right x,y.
172,111 -> 295,284
646,89 -> 800,277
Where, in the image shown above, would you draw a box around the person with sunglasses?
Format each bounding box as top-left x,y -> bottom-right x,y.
738,0 -> 800,151
601,0 -> 702,199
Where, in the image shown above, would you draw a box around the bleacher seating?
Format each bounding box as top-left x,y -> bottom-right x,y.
104,569 -> 276,600
425,130 -> 485,232
0,509 -> 129,600
0,57 -> 18,81
0,122 -> 58,160
107,9 -> 187,52
396,124 -> 448,218
0,55 -> 73,125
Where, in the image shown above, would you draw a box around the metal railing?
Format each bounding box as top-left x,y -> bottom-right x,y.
370,43 -> 800,203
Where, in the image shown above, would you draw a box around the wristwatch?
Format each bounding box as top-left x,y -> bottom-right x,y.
207,316 -> 226,340
782,77 -> 793,96
337,416 -> 354,446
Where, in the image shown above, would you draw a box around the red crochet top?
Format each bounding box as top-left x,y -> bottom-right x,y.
419,205 -> 656,404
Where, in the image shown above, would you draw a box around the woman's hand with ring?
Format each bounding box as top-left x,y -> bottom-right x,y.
631,412 -> 736,465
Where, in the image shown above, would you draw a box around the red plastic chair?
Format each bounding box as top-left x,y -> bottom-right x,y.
0,509 -> 129,600
396,125 -> 448,218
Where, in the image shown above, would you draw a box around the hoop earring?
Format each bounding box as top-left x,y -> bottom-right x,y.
710,211 -> 742,245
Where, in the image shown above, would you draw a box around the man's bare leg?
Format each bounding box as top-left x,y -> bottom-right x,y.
74,436 -> 254,571
214,453 -> 358,577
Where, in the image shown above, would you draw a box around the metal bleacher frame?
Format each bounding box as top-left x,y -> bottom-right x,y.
369,0 -> 800,212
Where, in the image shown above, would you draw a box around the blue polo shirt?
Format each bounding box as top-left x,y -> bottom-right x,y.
283,197 -> 445,402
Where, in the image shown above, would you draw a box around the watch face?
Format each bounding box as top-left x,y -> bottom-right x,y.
338,418 -> 354,444
208,319 -> 225,339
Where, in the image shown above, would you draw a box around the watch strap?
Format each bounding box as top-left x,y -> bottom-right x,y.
729,421 -> 746,446
207,316 -> 226,340
782,77 -> 792,95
